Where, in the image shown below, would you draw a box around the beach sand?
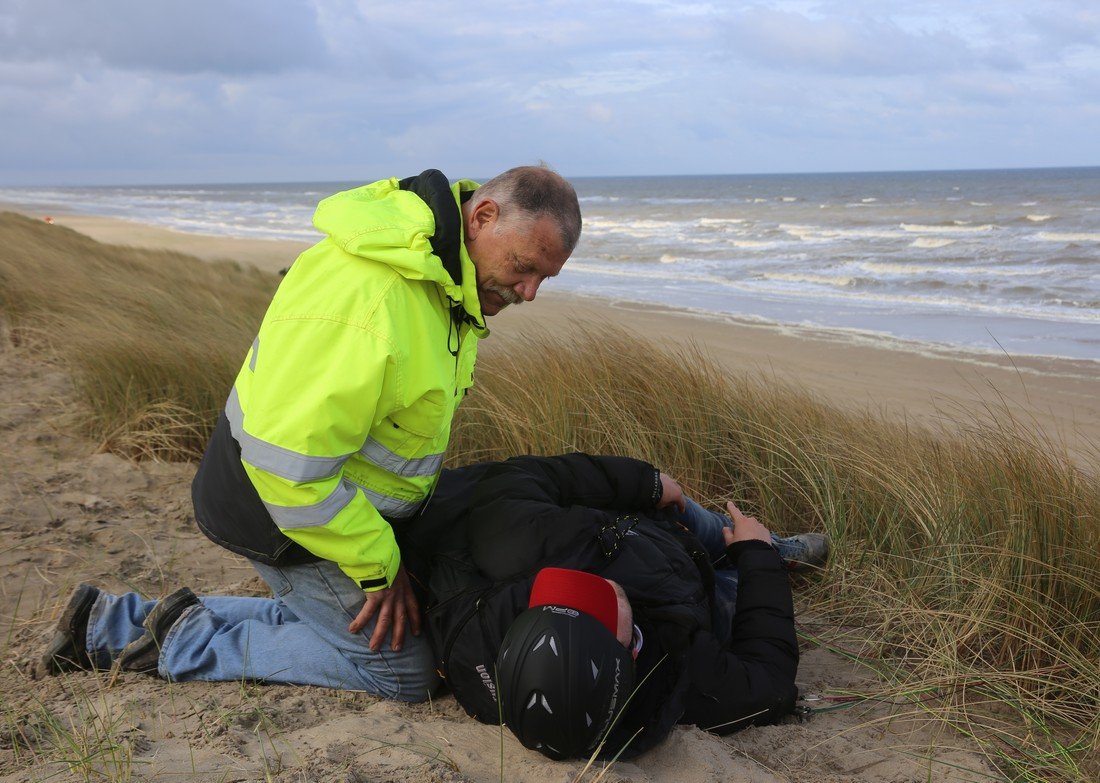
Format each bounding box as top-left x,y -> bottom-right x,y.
3,209 -> 1092,781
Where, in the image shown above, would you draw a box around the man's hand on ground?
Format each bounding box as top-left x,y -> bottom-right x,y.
347,565 -> 421,652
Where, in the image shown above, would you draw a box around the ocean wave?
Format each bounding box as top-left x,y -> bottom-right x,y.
640,197 -> 714,205
910,237 -> 957,249
780,224 -> 907,241
581,217 -> 685,238
1036,231 -> 1100,243
567,259 -> 1100,323
1025,214 -> 1053,222
565,262 -> 735,289
900,223 -> 995,234
735,281 -> 1100,324
697,217 -> 746,226
760,272 -> 855,288
730,240 -> 776,249
858,261 -> 1036,278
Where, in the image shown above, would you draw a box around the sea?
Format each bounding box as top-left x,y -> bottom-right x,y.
3,167 -> 1098,363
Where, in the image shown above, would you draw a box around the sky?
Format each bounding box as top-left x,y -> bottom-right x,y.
0,0 -> 1098,185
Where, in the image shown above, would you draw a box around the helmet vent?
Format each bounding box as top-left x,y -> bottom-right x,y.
526,692 -> 554,714
532,633 -> 560,656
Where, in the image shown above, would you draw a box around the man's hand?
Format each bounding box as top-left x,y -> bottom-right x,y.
722,501 -> 772,546
347,564 -> 421,652
657,472 -> 686,512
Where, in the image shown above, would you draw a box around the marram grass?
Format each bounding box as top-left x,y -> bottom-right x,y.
0,212 -> 275,458
2,212 -> 1098,780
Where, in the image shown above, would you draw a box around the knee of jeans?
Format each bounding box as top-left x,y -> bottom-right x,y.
350,644 -> 440,702
392,668 -> 442,704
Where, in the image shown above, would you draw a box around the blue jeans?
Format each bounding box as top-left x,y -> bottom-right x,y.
672,498 -> 799,644
85,559 -> 438,701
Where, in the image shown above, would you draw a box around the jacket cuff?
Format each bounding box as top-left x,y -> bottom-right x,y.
724,539 -> 776,563
650,468 -> 663,506
342,546 -> 401,592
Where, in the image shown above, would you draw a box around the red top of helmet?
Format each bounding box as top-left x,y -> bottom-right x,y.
528,567 -> 619,639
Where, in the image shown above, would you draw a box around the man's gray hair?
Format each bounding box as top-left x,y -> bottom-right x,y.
475,165 -> 582,253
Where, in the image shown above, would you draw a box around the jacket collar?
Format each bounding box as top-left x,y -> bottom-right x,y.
398,170 -> 486,331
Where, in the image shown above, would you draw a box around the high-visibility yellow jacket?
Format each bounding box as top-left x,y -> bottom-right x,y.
194,171 -> 487,590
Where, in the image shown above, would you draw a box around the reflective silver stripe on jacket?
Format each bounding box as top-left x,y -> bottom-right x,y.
359,438 -> 444,478
345,478 -> 422,519
225,388 -> 350,482
248,336 -> 259,372
264,479 -> 357,529
264,479 -> 420,529
224,387 -> 425,520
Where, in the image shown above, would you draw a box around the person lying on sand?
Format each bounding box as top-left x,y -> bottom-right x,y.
405,452 -> 828,760
40,452 -> 827,761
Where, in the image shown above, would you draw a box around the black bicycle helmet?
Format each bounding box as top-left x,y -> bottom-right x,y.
496,604 -> 635,760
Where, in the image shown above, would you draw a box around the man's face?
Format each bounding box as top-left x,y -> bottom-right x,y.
606,579 -> 634,648
464,200 -> 570,317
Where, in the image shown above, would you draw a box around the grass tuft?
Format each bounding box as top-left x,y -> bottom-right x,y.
0,212 -> 275,458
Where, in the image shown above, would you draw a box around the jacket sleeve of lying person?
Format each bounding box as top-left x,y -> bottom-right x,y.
422,452 -> 799,760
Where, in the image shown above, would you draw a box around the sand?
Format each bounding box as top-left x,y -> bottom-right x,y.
4,207 -> 1091,781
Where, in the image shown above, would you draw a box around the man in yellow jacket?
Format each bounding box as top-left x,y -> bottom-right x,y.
42,166 -> 581,700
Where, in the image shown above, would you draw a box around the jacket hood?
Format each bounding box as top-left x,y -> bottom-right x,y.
312,174 -> 485,326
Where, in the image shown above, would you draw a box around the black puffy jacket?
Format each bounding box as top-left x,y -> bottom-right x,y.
399,453 -> 799,759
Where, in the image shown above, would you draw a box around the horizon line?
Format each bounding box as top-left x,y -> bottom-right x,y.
2,163 -> 1099,190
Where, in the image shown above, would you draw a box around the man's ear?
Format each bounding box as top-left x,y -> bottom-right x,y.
466,198 -> 499,240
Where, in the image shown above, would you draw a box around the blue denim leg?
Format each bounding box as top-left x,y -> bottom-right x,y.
85,591 -> 298,669
674,498 -> 734,562
157,559 -> 439,701
85,592 -> 156,668
674,497 -> 804,565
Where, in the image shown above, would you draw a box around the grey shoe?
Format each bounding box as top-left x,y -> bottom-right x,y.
781,533 -> 831,572
41,583 -> 100,674
117,587 -> 199,675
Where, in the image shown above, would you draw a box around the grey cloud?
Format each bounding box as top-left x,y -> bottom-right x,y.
1025,6 -> 1100,52
0,0 -> 326,74
723,7 -> 974,75
1,1 -> 1096,184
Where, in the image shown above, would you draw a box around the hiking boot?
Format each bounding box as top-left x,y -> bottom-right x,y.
117,587 -> 199,675
781,533 -> 831,571
40,583 -> 100,674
